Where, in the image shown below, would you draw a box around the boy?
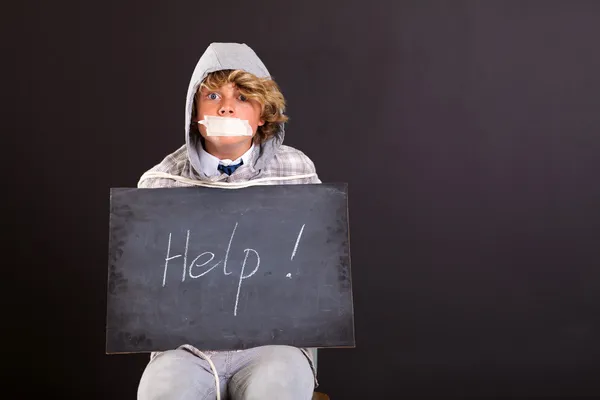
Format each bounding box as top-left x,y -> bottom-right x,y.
136,42 -> 320,400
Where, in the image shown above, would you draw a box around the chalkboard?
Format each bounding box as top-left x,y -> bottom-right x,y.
106,183 -> 354,354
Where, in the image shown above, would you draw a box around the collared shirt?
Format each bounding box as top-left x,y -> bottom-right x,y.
197,143 -> 255,177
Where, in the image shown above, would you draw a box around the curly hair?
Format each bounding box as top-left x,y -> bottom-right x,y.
192,69 -> 288,143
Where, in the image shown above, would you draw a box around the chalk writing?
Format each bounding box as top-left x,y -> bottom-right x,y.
223,222 -> 237,276
291,224 -> 305,261
162,223 -> 305,316
234,249 -> 260,316
189,252 -> 219,278
163,233 -> 181,287
183,230 -> 190,282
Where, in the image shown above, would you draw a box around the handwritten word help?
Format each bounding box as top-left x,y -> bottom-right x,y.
162,222 -> 305,316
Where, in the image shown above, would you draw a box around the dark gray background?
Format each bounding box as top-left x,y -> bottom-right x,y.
4,0 -> 600,398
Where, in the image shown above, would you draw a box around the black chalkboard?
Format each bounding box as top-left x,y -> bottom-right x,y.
106,183 -> 354,354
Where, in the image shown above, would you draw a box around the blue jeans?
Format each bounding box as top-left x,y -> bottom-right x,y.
137,345 -> 315,400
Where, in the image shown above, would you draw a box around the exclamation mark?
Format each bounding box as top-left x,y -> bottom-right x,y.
291,224 -> 305,261
287,224 -> 305,279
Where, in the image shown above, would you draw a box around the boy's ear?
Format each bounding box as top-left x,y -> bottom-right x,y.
257,104 -> 266,126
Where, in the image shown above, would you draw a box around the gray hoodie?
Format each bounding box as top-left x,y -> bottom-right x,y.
138,42 -> 320,188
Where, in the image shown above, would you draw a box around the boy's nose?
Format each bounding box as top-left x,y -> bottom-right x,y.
218,105 -> 235,115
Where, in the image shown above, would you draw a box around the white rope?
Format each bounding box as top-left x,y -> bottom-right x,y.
137,171 -> 317,189
193,350 -> 221,400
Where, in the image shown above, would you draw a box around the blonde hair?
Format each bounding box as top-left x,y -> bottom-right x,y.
193,69 -> 288,143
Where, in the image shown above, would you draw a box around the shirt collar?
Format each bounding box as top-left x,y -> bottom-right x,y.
197,142 -> 255,177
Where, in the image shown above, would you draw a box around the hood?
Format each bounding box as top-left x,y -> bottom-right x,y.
184,42 -> 285,175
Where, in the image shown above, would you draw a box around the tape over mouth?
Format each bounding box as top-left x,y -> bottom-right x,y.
198,115 -> 253,136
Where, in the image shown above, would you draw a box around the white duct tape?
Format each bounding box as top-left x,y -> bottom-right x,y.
198,115 -> 253,136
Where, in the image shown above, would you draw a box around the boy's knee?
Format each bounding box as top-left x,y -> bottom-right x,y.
137,350 -> 205,400
237,346 -> 314,399
261,345 -> 311,369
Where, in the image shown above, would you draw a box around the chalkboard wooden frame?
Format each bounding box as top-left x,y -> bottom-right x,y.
106,183 -> 354,354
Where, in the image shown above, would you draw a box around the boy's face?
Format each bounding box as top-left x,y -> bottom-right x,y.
196,82 -> 264,149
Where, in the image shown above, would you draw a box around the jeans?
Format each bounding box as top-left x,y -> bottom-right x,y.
137,345 -> 315,400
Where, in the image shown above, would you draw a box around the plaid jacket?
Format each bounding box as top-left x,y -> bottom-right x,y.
137,142 -> 321,385
138,144 -> 321,188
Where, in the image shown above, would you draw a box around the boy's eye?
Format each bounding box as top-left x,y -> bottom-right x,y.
239,94 -> 247,102
207,93 -> 219,100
